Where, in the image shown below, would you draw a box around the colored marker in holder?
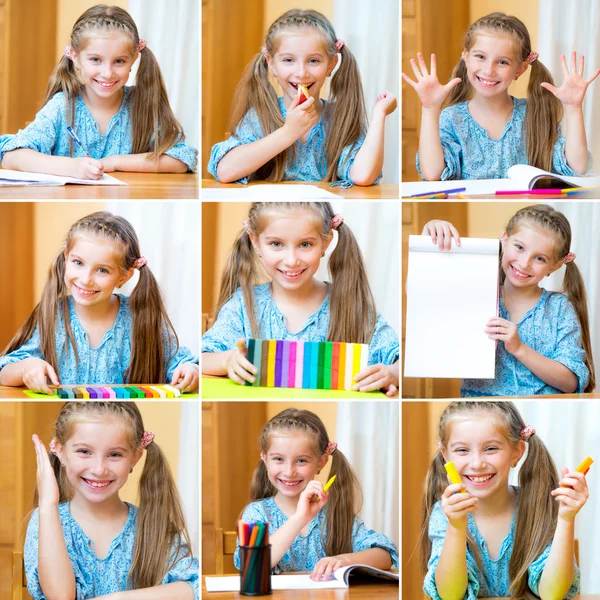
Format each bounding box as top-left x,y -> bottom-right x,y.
245,339 -> 368,390
444,461 -> 466,492
238,520 -> 271,596
55,385 -> 181,399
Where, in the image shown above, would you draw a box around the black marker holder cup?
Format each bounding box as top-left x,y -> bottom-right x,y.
240,544 -> 272,595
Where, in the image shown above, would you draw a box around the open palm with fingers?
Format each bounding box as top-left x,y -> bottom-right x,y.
402,53 -> 462,110
541,51 -> 600,106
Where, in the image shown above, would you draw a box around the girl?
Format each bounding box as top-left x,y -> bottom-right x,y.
422,204 -> 594,396
402,12 -> 599,181
422,401 -> 587,599
202,202 -> 399,396
0,211 -> 199,393
26,401 -> 198,599
208,9 -> 397,186
0,5 -> 197,179
236,408 -> 398,580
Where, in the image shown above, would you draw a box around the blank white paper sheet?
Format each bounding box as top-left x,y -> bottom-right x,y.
404,235 -> 499,379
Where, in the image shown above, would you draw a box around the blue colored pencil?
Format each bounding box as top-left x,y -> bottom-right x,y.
66,125 -> 91,157
411,187 -> 466,197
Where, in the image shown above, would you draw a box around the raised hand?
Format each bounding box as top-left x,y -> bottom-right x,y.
32,434 -> 60,508
551,466 -> 589,521
441,482 -> 478,529
295,479 -> 329,524
402,53 -> 462,110
541,52 -> 600,106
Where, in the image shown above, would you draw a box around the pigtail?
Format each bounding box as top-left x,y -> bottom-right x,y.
509,434 -> 559,598
525,60 -> 563,172
130,440 -> 193,589
249,458 -> 277,501
327,220 -> 376,344
214,228 -> 262,339
126,266 -> 179,384
228,54 -> 288,182
442,58 -> 471,109
130,46 -> 186,160
323,45 -> 367,182
323,447 -> 362,557
563,262 -> 595,391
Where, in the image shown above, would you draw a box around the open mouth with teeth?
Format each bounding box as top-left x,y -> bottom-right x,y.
510,265 -> 532,280
278,479 -> 303,489
277,268 -> 307,280
465,473 -> 495,486
74,284 -> 100,297
476,76 -> 500,88
94,80 -> 118,89
82,477 -> 113,490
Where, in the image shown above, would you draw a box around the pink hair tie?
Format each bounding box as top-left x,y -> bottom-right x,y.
65,45 -> 72,58
526,51 -> 539,65
325,441 -> 338,455
140,431 -> 155,448
335,39 -> 345,52
49,438 -> 59,456
563,252 -> 576,264
260,45 -> 268,57
436,441 -> 442,451
137,38 -> 147,52
330,214 -> 344,230
520,425 -> 536,441
242,219 -> 252,235
133,256 -> 147,269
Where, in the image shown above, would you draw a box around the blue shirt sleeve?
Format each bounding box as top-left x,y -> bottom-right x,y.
527,541 -> 580,598
165,340 -> 199,383
208,109 -> 263,184
0,326 -> 44,373
351,518 -> 398,569
202,290 -> 246,353
368,314 -> 399,366
164,138 -> 198,172
549,296 -> 589,392
162,538 -> 200,600
233,503 -> 270,571
423,502 -> 480,600
0,94 -> 65,162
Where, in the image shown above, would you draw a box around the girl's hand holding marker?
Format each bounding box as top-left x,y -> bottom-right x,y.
552,457 -> 593,522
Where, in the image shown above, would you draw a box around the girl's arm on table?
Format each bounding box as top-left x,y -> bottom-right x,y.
102,153 -> 188,173
202,340 -> 257,385
2,148 -> 104,180
349,92 -> 397,186
216,96 -> 317,183
310,548 -> 392,581
95,582 -> 195,600
0,358 -> 59,395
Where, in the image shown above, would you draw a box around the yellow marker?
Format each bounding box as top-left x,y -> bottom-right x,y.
444,461 -> 465,492
576,456 -> 594,475
312,474 -> 337,502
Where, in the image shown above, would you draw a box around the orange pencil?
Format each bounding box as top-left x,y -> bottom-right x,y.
248,523 -> 259,546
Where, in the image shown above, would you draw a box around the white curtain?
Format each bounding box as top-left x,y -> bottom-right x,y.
105,201 -> 200,355
543,202 -> 599,392
333,0 -> 399,183
128,0 -> 199,148
336,402 -> 399,548
538,1 -> 600,172
513,401 -> 600,592
178,402 -> 200,554
316,201 -> 400,335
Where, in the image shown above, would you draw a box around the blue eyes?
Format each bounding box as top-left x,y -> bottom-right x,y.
269,242 -> 313,249
72,260 -> 110,274
76,449 -> 123,458
474,54 -> 509,65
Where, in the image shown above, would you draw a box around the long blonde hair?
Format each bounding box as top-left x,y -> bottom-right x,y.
32,402 -> 193,589
443,12 -> 563,172
43,4 -> 185,160
249,408 -> 362,557
215,202 -> 377,344
501,205 -> 594,391
420,402 -> 560,599
1,212 -> 179,384
228,9 -> 367,182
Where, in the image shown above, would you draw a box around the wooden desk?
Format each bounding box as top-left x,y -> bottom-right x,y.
202,179 -> 399,199
203,574 -> 399,599
0,172 -> 198,199
0,385 -> 198,399
404,192 -> 600,199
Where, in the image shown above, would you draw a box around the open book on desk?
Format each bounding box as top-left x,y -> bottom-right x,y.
0,169 -> 126,186
205,565 -> 399,591
402,165 -> 600,197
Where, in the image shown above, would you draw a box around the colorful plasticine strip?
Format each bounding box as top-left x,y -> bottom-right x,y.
56,385 -> 182,399
444,461 -> 466,492
246,339 -> 369,391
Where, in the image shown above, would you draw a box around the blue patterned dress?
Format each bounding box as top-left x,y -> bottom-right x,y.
208,98 -> 381,185
234,496 -> 398,573
462,289 -> 589,397
424,491 -> 579,599
0,88 -> 197,171
25,503 -> 199,599
0,294 -> 198,384
202,283 -> 399,366
416,97 -> 589,180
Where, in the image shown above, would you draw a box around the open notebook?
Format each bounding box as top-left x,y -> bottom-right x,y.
404,235 -> 499,379
0,169 -> 126,186
205,565 -> 399,592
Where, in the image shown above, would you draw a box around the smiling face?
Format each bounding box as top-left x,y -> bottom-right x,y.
501,224 -> 562,288
251,210 -> 332,292
267,31 -> 337,108
57,418 -> 141,503
442,415 -> 524,500
463,31 -> 527,97
261,431 -> 327,499
64,233 -> 132,307
71,31 -> 137,103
